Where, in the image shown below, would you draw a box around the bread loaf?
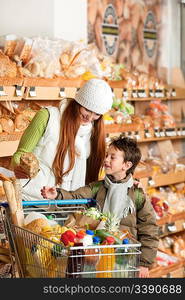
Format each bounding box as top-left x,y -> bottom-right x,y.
20,152 -> 39,178
24,218 -> 49,234
0,50 -> 17,77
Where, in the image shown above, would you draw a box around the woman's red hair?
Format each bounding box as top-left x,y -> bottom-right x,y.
52,99 -> 106,185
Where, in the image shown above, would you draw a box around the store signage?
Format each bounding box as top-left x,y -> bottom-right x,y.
102,4 -> 119,55
143,11 -> 157,58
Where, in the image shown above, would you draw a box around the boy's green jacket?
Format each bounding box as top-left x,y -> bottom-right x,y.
57,178 -> 159,268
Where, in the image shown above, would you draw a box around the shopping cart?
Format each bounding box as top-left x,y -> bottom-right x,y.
0,199 -> 141,278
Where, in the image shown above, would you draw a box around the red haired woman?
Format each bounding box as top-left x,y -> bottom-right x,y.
11,79 -> 113,201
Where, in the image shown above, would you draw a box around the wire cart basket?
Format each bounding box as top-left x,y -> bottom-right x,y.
0,199 -> 141,278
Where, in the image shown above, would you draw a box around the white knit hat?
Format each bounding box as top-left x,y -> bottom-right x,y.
75,78 -> 113,114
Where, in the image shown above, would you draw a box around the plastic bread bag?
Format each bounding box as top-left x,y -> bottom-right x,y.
60,41 -> 88,78
23,37 -> 62,78
3,34 -> 17,58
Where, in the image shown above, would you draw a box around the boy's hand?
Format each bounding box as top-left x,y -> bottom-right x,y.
139,266 -> 149,278
41,186 -> 57,199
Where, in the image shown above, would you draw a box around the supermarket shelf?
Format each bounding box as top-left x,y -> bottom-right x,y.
151,170 -> 185,188
157,211 -> 185,226
149,260 -> 185,278
157,211 -> 185,237
105,124 -> 185,143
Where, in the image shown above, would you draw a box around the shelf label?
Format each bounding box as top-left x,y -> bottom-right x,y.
138,89 -> 147,98
122,88 -> 128,98
29,87 -> 36,97
127,131 -> 132,138
182,127 -> 185,135
165,128 -> 176,137
177,128 -> 182,136
155,89 -> 164,98
134,131 -> 140,140
149,89 -> 154,97
15,85 -> 22,96
0,86 -> 7,96
145,129 -> 151,138
59,87 -> 66,98
154,129 -> 160,137
159,129 -> 165,137
166,223 -> 176,232
132,90 -> 138,98
148,177 -> 155,186
171,89 -> 176,97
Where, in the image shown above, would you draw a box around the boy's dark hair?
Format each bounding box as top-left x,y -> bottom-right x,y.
110,136 -> 141,176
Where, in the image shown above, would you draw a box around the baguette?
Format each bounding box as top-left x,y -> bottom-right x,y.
3,180 -> 17,214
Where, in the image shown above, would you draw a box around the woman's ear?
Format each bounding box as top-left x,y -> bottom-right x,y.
124,161 -> 133,171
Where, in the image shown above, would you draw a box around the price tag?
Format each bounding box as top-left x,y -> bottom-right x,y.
182,127 -> 185,135
145,130 -> 151,138
149,89 -> 154,97
177,128 -> 182,136
155,89 -> 164,98
165,128 -> 176,137
148,177 -> 155,186
127,131 -> 132,138
154,129 -> 160,137
132,90 -> 138,98
122,89 -> 128,98
134,131 -> 140,140
29,87 -> 36,97
15,85 -> 22,96
138,89 -> 146,98
171,89 -> 176,97
59,88 -> 66,98
0,86 -> 7,96
159,129 -> 165,137
166,223 -> 177,232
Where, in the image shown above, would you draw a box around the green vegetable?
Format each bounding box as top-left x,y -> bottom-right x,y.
95,229 -> 122,245
51,244 -> 65,258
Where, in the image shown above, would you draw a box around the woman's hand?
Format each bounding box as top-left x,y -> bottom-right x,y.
41,186 -> 57,199
14,166 -> 29,179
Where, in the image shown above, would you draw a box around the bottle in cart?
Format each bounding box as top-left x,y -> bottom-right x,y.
66,242 -> 85,278
96,236 -> 115,278
82,229 -> 94,246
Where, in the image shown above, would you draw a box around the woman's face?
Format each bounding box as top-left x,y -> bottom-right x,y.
79,106 -> 101,124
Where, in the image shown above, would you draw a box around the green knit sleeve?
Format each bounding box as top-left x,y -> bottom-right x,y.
11,108 -> 49,167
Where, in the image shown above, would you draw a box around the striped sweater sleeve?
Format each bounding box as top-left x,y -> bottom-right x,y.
11,108 -> 49,167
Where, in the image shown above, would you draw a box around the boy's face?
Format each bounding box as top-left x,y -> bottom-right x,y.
104,145 -> 132,180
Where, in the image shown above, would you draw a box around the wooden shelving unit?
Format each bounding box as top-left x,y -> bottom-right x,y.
0,76 -> 185,278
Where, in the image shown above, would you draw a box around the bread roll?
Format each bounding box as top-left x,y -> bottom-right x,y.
0,117 -> 14,133
15,113 -> 30,131
24,218 -> 49,234
20,152 -> 39,178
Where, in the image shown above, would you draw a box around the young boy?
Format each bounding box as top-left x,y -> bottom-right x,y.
41,136 -> 159,278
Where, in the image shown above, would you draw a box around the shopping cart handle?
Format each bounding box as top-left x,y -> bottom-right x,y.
0,198 -> 96,207
21,198 -> 96,206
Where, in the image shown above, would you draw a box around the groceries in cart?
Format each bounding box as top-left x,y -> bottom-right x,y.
13,206 -> 140,278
